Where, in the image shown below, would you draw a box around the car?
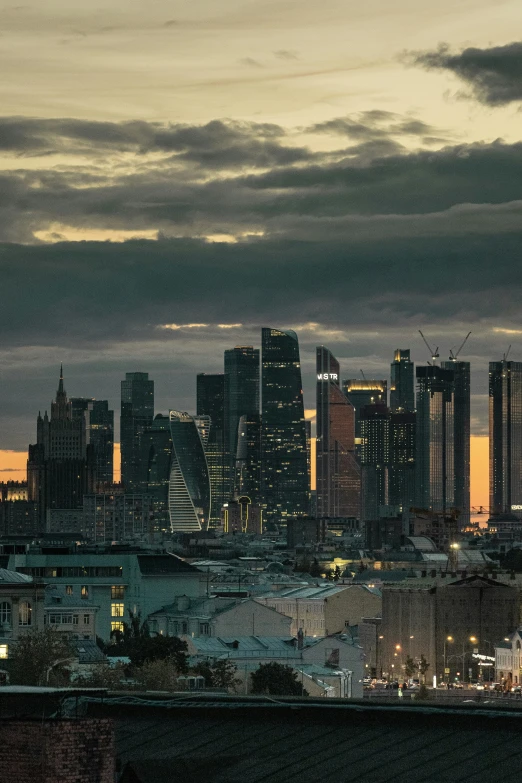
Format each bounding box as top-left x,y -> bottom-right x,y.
511,685 -> 521,694
453,682 -> 464,689
474,683 -> 485,691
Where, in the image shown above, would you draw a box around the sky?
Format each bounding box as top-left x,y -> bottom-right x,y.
1,0 -> 522,503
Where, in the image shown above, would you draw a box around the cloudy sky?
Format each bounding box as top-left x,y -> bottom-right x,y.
1,0 -> 522,500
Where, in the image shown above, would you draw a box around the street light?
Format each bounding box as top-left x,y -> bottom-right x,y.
444,636 -> 453,684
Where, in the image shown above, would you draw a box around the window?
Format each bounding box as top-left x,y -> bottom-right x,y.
181,621 -> 188,634
81,586 -> 89,600
200,623 -> 210,635
19,601 -> 32,626
111,585 -> 124,599
111,621 -> 124,634
83,614 -> 90,625
0,644 -> 8,659
111,603 -> 125,617
65,585 -> 73,596
0,602 -> 11,626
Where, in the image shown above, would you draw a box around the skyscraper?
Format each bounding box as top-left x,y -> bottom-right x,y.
360,402 -> 389,521
415,365 -> 455,514
224,346 -> 260,494
120,372 -> 154,492
388,411 -> 416,510
442,359 -> 471,527
139,413 -> 172,532
316,346 -> 360,519
235,413 -> 262,502
261,328 -> 309,523
168,410 -> 211,532
71,398 -> 114,486
27,368 -> 95,522
197,373 -> 226,526
390,349 -> 415,412
342,379 -> 387,455
489,360 -> 522,516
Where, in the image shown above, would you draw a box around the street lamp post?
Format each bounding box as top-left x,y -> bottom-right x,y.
443,636 -> 453,684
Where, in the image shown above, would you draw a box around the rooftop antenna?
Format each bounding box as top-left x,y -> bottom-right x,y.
449,331 -> 471,362
419,331 -> 439,365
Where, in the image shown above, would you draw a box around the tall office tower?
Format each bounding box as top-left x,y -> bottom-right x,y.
316,346 -> 361,519
235,413 -> 262,502
442,359 -> 471,527
71,398 -> 114,486
343,379 -> 387,455
139,414 -> 173,532
261,328 -> 309,524
120,372 -> 154,492
224,346 -> 260,495
197,373 -> 226,526
168,410 -> 211,532
415,365 -> 456,514
360,402 -> 389,521
390,349 -> 415,412
27,368 -> 96,522
305,419 -> 312,495
489,360 -> 522,516
388,411 -> 416,510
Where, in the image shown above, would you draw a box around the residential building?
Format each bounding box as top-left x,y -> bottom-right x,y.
120,372 -> 154,493
286,517 -> 322,549
255,584 -> 382,637
390,349 -> 414,412
0,568 -> 46,661
316,347 -> 360,520
148,596 -> 292,638
224,346 -> 260,495
380,574 -> 518,682
8,550 -> 204,641
168,410 -> 211,532
0,500 -> 40,537
44,585 -> 98,641
495,629 -> 522,686
82,493 -> 152,542
261,328 -> 309,524
489,360 -> 522,516
197,373 -> 227,525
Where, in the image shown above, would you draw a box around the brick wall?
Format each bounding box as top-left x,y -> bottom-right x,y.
0,718 -> 115,782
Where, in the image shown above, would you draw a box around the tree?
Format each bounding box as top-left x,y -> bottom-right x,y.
333,565 -> 342,582
129,634 -> 188,671
419,654 -> 430,684
323,568 -> 334,581
404,656 -> 417,679
8,628 -> 75,686
192,659 -> 240,692
250,662 -> 308,696
309,559 -> 322,578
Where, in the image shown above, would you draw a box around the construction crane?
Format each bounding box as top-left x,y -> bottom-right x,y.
449,331 -> 471,362
360,369 -> 367,383
503,345 -> 512,362
418,331 -> 439,364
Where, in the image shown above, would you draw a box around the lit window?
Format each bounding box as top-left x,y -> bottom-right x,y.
65,585 -> 73,596
111,586 -> 124,599
111,603 -> 125,617
0,644 -> 8,659
0,602 -> 11,626
111,621 -> 125,634
19,601 -> 32,626
81,586 -> 89,600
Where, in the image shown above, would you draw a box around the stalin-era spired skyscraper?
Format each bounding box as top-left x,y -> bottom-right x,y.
28,367 -> 96,524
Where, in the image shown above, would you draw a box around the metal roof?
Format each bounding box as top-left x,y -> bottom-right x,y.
0,568 -> 32,584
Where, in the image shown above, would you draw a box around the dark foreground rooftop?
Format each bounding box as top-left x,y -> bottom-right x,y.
82,694 -> 522,783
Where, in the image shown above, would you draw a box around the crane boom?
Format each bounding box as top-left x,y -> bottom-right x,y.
418,330 -> 439,363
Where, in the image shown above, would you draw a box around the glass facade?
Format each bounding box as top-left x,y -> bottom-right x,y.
224,347 -> 260,496
489,361 -> 522,515
316,347 -> 360,519
415,366 -> 455,514
235,413 -> 262,502
71,398 -> 114,485
168,410 -> 211,532
261,328 -> 309,524
342,379 -> 387,457
139,414 -> 172,532
442,359 -> 470,527
120,372 -> 154,492
390,349 -> 415,412
388,411 -> 416,510
197,373 -> 227,526
360,402 -> 389,521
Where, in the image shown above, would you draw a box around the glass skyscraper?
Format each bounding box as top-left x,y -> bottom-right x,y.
261,328 -> 309,523
235,413 -> 262,503
120,372 -> 154,492
388,411 -> 416,510
197,373 -> 227,526
489,360 -> 522,516
71,398 -> 114,486
168,410 -> 211,532
224,346 -> 260,495
415,365 -> 455,514
343,379 -> 387,456
360,402 -> 389,521
316,346 -> 360,519
442,359 -> 470,527
390,349 -> 415,412
139,413 -> 172,532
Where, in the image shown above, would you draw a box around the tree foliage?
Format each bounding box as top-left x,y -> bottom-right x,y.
250,662 -> 307,696
8,628 -> 75,686
419,654 -> 430,683
404,656 -> 417,678
192,659 -> 240,692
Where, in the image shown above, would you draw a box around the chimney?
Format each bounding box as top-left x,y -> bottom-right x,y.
297,628 -> 304,650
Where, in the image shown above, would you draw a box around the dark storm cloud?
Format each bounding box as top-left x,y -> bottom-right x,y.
406,41 -> 522,106
308,111 -> 447,141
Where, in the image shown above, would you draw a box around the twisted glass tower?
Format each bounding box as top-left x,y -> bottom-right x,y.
168,410 -> 211,532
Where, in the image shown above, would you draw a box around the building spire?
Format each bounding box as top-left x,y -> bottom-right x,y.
58,364 -> 64,395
